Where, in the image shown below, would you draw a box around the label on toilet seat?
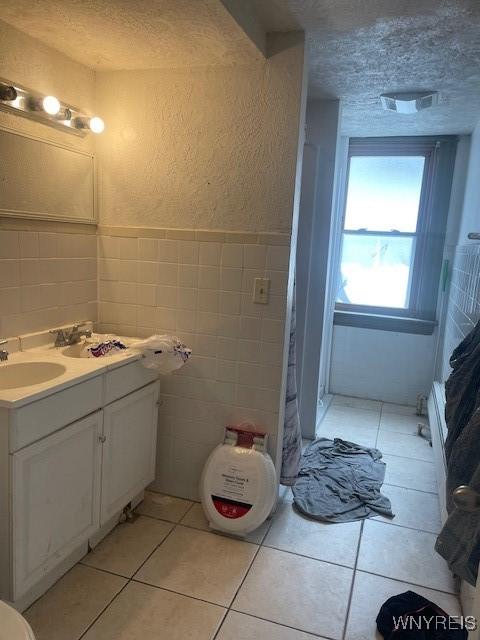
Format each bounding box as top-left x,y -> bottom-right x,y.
210,459 -> 259,519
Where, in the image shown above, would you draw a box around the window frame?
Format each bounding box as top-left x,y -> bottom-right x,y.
334,136 -> 457,335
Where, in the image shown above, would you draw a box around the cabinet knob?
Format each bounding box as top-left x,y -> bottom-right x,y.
98,435 -> 106,443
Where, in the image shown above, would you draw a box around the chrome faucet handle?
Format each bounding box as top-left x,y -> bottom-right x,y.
0,338 -> 8,362
49,328 -> 68,347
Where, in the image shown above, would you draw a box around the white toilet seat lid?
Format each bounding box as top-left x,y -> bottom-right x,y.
0,601 -> 36,640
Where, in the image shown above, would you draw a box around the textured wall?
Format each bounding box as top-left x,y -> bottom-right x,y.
0,20 -> 95,154
95,32 -> 305,232
0,0 -> 263,71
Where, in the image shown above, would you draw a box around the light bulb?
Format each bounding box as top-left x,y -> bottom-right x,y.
42,95 -> 61,115
89,116 -> 105,134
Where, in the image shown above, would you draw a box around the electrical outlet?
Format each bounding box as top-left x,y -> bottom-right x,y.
253,277 -> 270,304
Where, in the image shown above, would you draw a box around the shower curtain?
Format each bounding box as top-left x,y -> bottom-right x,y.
280,282 -> 303,485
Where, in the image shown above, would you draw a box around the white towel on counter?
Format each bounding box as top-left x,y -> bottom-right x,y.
133,335 -> 192,373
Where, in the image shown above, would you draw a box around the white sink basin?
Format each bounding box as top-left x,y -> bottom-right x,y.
61,344 -> 88,359
0,362 -> 67,390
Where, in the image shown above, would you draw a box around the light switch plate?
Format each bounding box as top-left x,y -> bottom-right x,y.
253,277 -> 270,304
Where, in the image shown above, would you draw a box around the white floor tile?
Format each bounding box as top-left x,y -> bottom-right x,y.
358,520 -> 456,593
382,402 -> 419,416
332,395 -> 382,412
24,565 -> 127,640
233,547 -> 353,639
323,405 -> 381,429
217,611 -> 323,639
82,581 -> 225,640
376,431 -> 433,462
135,490 -> 193,522
345,571 -> 461,640
81,516 -> 173,577
134,525 -> 257,606
264,499 -> 361,567
382,454 -> 437,493
379,412 -> 429,436
180,502 -> 271,544
318,422 -> 378,448
376,485 -> 442,533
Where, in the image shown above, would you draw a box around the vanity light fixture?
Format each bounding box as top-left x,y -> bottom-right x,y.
74,115 -> 105,134
0,82 -> 17,102
42,95 -> 61,115
0,77 -> 105,136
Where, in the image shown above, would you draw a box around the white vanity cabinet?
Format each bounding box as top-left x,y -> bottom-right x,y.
11,412 -> 103,600
0,359 -> 159,610
100,383 -> 159,524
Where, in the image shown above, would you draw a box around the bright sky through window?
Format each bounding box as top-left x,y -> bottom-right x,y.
344,156 -> 425,232
338,155 -> 425,308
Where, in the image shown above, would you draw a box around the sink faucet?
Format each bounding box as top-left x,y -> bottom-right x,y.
0,339 -> 8,362
49,323 -> 93,348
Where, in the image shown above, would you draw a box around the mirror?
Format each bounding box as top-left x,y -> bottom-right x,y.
0,128 -> 96,223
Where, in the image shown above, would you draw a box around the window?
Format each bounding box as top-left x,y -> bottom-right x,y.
335,137 -> 457,334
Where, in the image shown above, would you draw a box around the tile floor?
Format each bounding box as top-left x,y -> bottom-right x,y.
24,395 -> 461,640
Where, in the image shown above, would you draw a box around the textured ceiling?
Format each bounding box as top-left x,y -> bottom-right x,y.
2,1 -> 479,135
256,0 -> 480,136
0,0 -> 262,70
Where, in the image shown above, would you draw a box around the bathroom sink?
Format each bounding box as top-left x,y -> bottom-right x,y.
0,362 -> 66,389
61,343 -> 88,358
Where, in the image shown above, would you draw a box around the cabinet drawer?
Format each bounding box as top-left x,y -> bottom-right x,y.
10,376 -> 103,452
104,360 -> 158,405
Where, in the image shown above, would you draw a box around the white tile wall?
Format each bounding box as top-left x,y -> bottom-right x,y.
97,232 -> 291,500
329,325 -> 437,405
0,229 -> 97,337
440,244 -> 480,381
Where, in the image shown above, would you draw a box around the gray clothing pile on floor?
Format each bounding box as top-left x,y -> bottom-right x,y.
435,319 -> 480,585
292,438 -> 394,523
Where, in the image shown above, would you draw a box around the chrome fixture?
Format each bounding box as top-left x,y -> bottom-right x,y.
453,485 -> 480,512
50,324 -> 93,347
0,339 -> 9,362
380,91 -> 439,114
0,82 -> 17,101
468,233 -> 480,240
0,77 -> 105,136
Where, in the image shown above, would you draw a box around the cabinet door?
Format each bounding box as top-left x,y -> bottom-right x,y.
12,412 -> 102,599
101,382 -> 159,524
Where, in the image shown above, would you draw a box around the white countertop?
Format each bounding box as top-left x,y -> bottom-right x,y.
0,338 -> 144,408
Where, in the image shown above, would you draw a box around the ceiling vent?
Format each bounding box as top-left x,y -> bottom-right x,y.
380,91 -> 439,114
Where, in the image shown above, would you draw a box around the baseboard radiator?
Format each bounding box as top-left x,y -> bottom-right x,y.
427,382 -> 448,523
428,382 -> 477,612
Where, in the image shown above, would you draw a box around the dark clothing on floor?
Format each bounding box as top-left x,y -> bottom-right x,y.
292,438 -> 393,522
435,320 -> 480,585
376,590 -> 467,639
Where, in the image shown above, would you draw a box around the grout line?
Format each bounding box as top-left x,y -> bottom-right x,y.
131,577 -> 229,609
212,546 -> 263,640
369,516 -> 441,536
78,578 -> 130,639
382,481 -> 438,495
78,521 -> 179,640
381,451 -> 435,464
357,568 -> 459,597
227,608 -> 338,640
260,543 -> 359,572
341,519 -> 365,640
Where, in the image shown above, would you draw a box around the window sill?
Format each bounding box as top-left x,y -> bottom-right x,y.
334,310 -> 437,335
